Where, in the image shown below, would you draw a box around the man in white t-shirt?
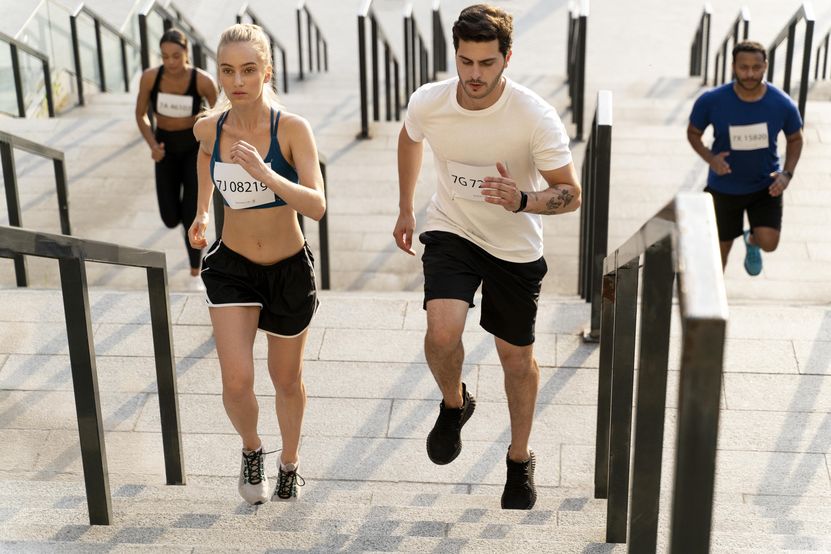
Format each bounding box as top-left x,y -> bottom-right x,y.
393,4 -> 580,510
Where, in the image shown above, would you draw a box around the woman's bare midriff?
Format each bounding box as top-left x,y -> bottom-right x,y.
156,112 -> 198,132
220,206 -> 304,264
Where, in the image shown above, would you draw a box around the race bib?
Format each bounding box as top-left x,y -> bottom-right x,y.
213,162 -> 276,209
729,122 -> 768,151
156,92 -> 194,118
446,160 -> 501,202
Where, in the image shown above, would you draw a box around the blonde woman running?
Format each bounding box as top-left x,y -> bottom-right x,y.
189,24 -> 325,505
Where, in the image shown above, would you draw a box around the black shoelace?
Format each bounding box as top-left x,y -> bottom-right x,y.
242,448 -> 279,486
276,467 -> 306,498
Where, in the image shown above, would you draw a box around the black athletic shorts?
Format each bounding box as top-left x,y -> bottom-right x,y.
705,186 -> 783,241
200,240 -> 318,337
419,230 -> 547,347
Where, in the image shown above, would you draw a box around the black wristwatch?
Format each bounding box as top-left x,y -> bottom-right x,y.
513,191 -> 528,213
782,170 -> 793,179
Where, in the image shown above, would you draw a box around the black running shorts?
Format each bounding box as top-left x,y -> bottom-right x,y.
705,186 -> 783,241
200,240 -> 318,337
419,230 -> 547,346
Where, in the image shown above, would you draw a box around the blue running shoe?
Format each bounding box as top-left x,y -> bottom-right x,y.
743,230 -> 762,276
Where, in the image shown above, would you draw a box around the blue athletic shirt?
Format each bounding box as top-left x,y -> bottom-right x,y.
689,82 -> 802,195
210,108 -> 295,209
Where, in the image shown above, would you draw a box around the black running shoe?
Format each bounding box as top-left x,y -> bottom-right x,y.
501,449 -> 537,510
426,382 -> 476,465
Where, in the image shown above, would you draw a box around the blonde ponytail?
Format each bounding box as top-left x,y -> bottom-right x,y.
200,23 -> 282,119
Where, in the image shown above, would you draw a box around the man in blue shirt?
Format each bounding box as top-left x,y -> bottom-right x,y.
687,40 -> 803,275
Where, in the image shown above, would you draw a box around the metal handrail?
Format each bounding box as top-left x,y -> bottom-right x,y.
767,2 -> 815,121
0,225 -> 184,526
814,27 -> 829,80
689,3 -> 712,85
577,91 -> 612,342
70,3 -> 141,105
594,193 -> 728,551
296,0 -> 328,81
357,0 -> 402,139
713,7 -> 750,86
432,0 -> 447,79
0,31 -> 55,117
403,2 -> 430,103
138,1 -> 217,72
566,0 -> 588,141
237,3 -> 289,93
0,130 -> 70,286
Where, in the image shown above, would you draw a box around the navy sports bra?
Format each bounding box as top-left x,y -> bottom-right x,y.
210,108 -> 297,209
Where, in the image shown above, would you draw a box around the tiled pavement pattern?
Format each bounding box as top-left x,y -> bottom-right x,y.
1,0 -> 831,552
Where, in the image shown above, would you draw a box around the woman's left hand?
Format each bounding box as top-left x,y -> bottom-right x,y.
230,140 -> 271,182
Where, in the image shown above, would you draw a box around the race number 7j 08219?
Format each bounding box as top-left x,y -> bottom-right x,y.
214,180 -> 268,193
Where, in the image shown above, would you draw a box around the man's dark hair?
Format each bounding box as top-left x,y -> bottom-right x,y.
452,4 -> 513,57
732,40 -> 767,63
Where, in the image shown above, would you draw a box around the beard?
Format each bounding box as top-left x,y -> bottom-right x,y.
460,66 -> 506,100
736,77 -> 764,91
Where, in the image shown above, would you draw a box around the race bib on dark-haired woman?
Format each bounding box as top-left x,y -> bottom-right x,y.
156,92 -> 194,118
213,162 -> 278,209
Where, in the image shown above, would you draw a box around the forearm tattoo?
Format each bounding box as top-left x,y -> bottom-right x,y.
541,185 -> 575,214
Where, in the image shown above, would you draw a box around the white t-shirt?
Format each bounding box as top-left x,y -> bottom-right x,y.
405,76 -> 572,262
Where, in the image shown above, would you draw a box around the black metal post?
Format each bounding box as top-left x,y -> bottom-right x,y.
307,11 -> 313,74
605,258 -> 638,544
767,47 -> 776,83
589,119 -> 611,338
358,15 -> 369,138
669,318 -> 727,552
703,12 -> 711,85
404,16 -> 411,99
394,59 -> 400,120
384,44 -> 391,121
371,17 -> 380,122
121,38 -> 129,92
316,28 -> 321,71
94,19 -> 106,91
139,14 -> 150,70
798,19 -> 814,121
323,40 -> 328,71
319,160 -> 329,290
627,238 -> 673,553
54,158 -> 71,235
43,60 -> 55,117
575,15 -> 587,140
1,142 -> 26,285
297,8 -> 304,80
70,15 -> 85,106
783,23 -> 796,94
146,266 -> 186,485
594,269 -> 616,499
10,45 -> 26,117
281,49 -> 288,94
59,256 -> 112,525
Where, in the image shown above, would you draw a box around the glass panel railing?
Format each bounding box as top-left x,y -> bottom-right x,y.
15,0 -> 77,112
75,11 -> 100,88
101,28 -> 123,91
0,42 -> 16,115
18,49 -> 47,116
146,11 -> 165,68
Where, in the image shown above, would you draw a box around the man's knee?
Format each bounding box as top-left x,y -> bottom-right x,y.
425,325 -> 463,355
752,228 -> 780,252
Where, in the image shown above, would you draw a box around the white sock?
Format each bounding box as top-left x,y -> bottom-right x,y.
242,443 -> 262,455
281,461 -> 298,472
